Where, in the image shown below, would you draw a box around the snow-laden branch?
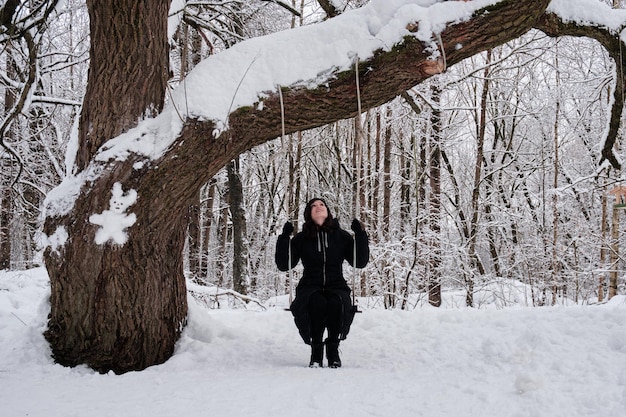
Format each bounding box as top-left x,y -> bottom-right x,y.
187,281 -> 267,310
97,0 -> 505,163
547,0 -> 626,38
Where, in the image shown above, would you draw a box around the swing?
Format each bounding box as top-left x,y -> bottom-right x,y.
278,56 -> 365,312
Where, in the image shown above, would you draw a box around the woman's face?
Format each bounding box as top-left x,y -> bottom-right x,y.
310,200 -> 328,226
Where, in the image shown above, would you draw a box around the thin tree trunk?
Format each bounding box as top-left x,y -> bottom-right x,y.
382,106 -> 395,308
609,205 -> 619,300
382,106 -> 392,236
1,44 -> 18,270
180,21 -> 202,281
607,0 -> 622,298
187,204 -> 201,281
227,158 -> 249,295
217,185 -> 230,289
400,132 -> 411,234
551,43 -> 561,305
599,183 -> 608,302
0,189 -> 11,270
400,130 -> 420,310
199,179 -> 216,281
372,111 -> 381,234
428,85 -> 442,308
466,50 -> 492,307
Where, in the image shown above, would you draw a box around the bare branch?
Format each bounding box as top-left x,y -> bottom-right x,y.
0,0 -> 61,41
0,30 -> 38,187
261,0 -> 301,17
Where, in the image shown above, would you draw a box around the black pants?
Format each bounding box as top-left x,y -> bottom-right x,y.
307,290 -> 342,344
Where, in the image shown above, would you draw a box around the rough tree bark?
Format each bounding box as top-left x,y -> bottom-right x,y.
75,0 -> 170,171
42,0 -> 624,373
44,0 -> 178,373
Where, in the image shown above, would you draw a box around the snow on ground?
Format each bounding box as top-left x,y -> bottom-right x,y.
1,267 -> 626,417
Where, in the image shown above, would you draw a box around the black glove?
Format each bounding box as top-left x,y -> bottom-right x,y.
281,221 -> 294,237
351,219 -> 363,233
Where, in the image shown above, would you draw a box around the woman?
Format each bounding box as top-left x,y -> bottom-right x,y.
275,198 -> 369,368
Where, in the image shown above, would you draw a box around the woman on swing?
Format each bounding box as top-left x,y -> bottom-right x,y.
275,198 -> 369,368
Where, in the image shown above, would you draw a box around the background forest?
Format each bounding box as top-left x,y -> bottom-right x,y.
2,0 -> 625,310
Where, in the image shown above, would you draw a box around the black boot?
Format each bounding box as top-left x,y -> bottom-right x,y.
309,342 -> 324,368
325,340 -> 341,368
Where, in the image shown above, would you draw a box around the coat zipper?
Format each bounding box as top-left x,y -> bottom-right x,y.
318,231 -> 328,288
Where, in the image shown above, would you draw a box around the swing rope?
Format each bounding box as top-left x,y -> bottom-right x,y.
354,56 -> 363,216
278,85 -> 287,147
278,85 -> 294,306
279,58 -> 365,308
352,57 -> 363,308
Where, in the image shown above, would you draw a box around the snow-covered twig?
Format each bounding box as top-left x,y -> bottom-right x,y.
188,281 -> 267,310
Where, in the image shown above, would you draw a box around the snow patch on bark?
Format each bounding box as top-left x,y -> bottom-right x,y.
42,226 -> 68,254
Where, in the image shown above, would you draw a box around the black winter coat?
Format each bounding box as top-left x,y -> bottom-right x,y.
275,220 -> 369,344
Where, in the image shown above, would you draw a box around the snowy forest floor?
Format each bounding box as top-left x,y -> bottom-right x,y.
1,267 -> 626,417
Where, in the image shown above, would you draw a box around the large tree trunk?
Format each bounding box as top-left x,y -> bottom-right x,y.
44,0 -> 176,373
43,0 -> 625,373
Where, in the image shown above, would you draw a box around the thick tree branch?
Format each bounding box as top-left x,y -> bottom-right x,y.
103,0 -> 556,222
168,0 -> 552,182
182,0 -> 621,175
